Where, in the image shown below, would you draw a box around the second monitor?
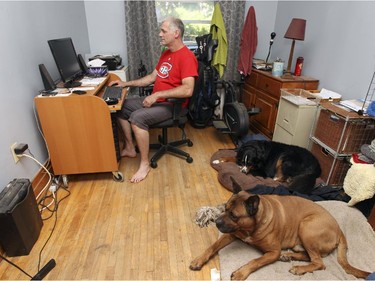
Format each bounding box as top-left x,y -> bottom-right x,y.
48,37 -> 83,88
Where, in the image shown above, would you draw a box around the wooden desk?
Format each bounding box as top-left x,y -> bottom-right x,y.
34,74 -> 127,183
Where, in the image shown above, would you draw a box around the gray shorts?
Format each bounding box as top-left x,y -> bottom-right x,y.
117,97 -> 173,130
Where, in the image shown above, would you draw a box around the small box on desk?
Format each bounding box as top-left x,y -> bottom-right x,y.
310,141 -> 351,186
88,66 -> 108,77
313,103 -> 375,154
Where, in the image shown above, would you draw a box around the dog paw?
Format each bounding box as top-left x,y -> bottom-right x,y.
289,266 -> 306,275
189,260 -> 203,271
280,254 -> 292,262
231,269 -> 248,280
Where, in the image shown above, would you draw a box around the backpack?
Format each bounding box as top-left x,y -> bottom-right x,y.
189,61 -> 220,128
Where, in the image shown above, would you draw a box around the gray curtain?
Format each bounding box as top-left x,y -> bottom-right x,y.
215,0 -> 245,81
124,1 -> 160,81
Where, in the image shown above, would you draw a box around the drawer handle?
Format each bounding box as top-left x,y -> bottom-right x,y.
329,114 -> 339,122
283,118 -> 289,124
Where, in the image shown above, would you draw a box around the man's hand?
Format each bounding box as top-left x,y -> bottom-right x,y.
109,80 -> 126,87
142,94 -> 158,107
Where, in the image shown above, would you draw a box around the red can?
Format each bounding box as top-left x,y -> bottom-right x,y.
294,57 -> 304,76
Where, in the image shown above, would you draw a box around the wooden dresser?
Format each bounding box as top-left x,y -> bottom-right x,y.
242,69 -> 319,139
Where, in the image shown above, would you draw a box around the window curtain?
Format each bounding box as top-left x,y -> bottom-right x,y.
124,1 -> 160,80
215,0 -> 245,81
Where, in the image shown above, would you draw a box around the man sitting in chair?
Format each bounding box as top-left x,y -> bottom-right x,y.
109,16 -> 198,183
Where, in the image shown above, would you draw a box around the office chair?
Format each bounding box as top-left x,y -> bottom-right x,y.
149,98 -> 193,168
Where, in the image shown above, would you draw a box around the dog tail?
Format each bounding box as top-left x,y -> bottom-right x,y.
337,231 -> 370,279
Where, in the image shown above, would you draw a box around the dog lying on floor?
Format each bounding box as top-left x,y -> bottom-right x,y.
234,140 -> 321,194
189,177 -> 371,280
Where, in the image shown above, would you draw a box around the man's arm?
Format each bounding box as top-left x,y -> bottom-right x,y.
109,69 -> 158,88
142,76 -> 195,107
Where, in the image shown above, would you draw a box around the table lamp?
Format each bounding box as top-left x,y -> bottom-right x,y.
282,18 -> 306,79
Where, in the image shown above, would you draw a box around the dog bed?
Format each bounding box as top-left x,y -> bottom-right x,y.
210,149 -> 347,202
218,200 -> 375,280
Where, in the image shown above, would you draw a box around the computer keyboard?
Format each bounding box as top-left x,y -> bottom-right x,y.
103,86 -> 122,100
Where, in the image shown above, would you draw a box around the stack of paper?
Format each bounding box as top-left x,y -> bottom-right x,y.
80,77 -> 106,86
339,99 -> 370,112
314,88 -> 342,100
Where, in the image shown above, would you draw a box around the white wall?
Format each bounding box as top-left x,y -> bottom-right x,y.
84,1 -> 127,65
271,1 -> 375,99
0,1 -> 90,189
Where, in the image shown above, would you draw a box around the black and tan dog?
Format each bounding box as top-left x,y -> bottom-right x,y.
190,178 -> 370,280
236,140 -> 321,194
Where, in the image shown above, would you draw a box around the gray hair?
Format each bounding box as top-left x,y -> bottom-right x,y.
163,16 -> 185,38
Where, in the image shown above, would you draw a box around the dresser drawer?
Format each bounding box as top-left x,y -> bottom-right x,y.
257,75 -> 282,98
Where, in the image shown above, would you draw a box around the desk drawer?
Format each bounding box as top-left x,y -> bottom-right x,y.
257,75 -> 282,98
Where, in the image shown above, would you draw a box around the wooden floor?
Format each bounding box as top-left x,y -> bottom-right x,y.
0,124 -> 235,280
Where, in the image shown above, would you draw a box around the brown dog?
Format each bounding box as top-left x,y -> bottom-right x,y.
190,178 -> 370,280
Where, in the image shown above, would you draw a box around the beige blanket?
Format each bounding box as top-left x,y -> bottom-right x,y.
219,200 -> 375,280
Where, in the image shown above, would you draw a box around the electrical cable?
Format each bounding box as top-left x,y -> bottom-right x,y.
18,153 -> 52,201
0,253 -> 33,279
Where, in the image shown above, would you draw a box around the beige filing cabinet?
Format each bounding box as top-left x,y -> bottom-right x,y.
273,89 -> 319,148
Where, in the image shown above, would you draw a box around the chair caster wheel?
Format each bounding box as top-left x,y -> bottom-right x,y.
187,140 -> 193,147
150,161 -> 158,169
186,156 -> 193,163
112,171 -> 124,182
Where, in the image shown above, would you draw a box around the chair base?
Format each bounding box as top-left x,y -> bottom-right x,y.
149,127 -> 193,168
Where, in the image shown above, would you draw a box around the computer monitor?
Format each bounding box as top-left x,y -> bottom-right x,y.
48,37 -> 83,88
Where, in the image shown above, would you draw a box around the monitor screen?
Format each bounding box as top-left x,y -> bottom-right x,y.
48,37 -> 82,88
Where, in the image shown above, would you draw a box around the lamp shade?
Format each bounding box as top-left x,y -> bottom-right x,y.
284,18 -> 306,41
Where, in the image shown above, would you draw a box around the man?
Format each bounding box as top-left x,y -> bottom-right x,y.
109,17 -> 198,183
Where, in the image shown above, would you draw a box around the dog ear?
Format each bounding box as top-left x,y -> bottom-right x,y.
230,176 -> 242,194
244,195 -> 260,216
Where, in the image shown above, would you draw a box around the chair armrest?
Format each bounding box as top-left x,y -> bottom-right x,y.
166,98 -> 186,123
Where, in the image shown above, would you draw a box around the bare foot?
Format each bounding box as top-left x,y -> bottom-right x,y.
130,163 -> 151,183
121,147 -> 137,158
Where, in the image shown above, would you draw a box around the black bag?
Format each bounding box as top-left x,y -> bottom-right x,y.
189,62 -> 220,128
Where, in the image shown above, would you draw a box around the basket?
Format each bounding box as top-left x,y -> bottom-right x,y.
314,108 -> 375,154
310,142 -> 351,186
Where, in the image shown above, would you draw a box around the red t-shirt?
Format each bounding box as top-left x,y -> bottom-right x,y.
153,46 -> 198,107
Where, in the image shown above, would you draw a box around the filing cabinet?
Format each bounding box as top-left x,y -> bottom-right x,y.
272,89 -> 319,148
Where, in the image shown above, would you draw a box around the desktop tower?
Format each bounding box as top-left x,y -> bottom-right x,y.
0,179 -> 43,257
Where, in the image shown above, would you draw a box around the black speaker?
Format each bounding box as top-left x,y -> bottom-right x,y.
0,179 -> 43,257
78,53 -> 89,74
39,64 -> 56,91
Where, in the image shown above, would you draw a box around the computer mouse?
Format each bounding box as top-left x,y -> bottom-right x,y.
104,97 -> 118,105
73,90 -> 86,95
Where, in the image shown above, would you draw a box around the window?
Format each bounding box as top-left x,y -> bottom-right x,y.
156,1 -> 214,47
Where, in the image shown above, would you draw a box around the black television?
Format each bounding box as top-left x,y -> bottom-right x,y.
48,37 -> 83,88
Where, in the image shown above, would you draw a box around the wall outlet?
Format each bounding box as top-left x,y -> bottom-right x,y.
10,142 -> 20,163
